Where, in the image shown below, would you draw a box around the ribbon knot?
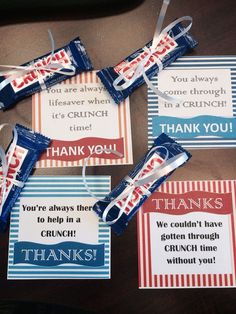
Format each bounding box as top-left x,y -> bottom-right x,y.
0,30 -> 76,93
100,147 -> 188,225
82,145 -> 188,226
124,175 -> 152,195
113,0 -> 193,103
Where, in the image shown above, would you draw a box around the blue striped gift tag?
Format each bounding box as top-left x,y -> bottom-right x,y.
7,176 -> 111,280
148,56 -> 236,149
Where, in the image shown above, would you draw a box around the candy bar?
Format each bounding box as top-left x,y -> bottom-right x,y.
93,133 -> 191,235
0,37 -> 93,110
97,22 -> 198,104
0,124 -> 50,230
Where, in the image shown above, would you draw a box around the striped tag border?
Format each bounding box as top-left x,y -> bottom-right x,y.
7,176 -> 111,280
32,71 -> 133,167
138,180 -> 236,289
148,56 -> 236,148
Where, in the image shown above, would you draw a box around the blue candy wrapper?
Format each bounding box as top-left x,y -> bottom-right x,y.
0,124 -> 50,231
0,37 -> 93,110
97,22 -> 198,104
93,133 -> 191,235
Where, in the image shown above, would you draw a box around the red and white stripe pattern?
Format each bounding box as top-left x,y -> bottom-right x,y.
32,71 -> 132,168
0,145 -> 28,208
138,180 -> 236,288
117,154 -> 163,215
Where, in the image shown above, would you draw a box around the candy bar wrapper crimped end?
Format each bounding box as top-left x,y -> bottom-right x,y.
97,22 -> 198,104
0,124 -> 50,231
0,37 -> 93,110
93,133 -> 192,235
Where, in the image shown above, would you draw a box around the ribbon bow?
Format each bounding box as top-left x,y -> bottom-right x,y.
0,124 -> 24,215
0,30 -> 76,96
82,146 -> 188,225
113,0 -> 192,103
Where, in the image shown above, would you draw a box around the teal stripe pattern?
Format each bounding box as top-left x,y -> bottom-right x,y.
148,56 -> 236,148
7,176 -> 111,280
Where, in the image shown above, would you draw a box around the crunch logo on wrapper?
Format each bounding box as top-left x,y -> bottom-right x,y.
0,145 -> 27,207
114,34 -> 177,81
116,153 -> 164,215
10,49 -> 71,93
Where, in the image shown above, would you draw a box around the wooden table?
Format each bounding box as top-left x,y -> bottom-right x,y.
0,0 -> 236,313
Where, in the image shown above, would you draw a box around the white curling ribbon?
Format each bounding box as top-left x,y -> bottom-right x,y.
101,149 -> 188,226
82,148 -> 124,201
82,145 -> 188,226
113,0 -> 193,103
0,30 -> 76,92
0,124 -> 24,215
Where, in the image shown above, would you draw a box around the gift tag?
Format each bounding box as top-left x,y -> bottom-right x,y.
7,176 -> 111,279
138,180 -> 236,288
148,56 -> 236,148
32,71 -> 133,167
